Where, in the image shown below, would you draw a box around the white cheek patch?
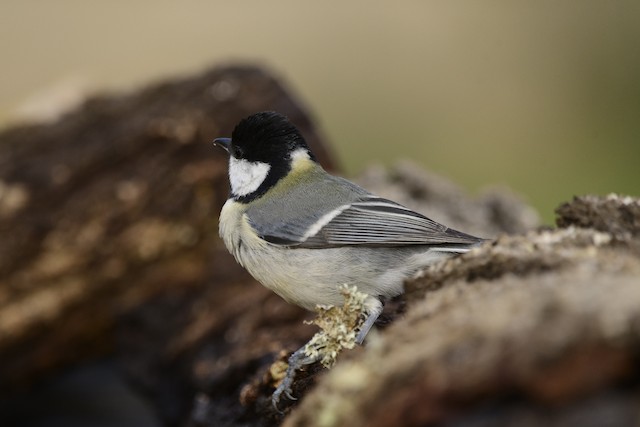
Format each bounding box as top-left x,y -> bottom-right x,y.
229,157 -> 271,197
290,147 -> 310,163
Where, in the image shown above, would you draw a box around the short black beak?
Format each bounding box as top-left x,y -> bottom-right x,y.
213,137 -> 231,153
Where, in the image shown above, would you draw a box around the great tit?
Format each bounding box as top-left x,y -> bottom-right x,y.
214,111 -> 484,406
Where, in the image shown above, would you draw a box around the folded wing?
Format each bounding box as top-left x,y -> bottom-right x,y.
253,196 -> 482,249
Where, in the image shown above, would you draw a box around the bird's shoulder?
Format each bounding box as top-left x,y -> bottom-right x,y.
244,166 -> 369,242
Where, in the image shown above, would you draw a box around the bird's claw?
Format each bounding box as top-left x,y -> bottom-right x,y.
272,363 -> 298,411
285,389 -> 297,401
271,346 -> 319,412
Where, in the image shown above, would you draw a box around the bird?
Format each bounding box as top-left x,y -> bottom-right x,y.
213,111 -> 484,407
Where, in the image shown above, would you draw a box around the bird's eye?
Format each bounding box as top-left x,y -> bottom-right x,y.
231,145 -> 244,158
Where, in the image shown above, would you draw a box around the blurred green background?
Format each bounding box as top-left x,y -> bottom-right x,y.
1,1 -> 639,223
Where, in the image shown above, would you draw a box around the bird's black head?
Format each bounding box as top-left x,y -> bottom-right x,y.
213,112 -> 318,203
222,111 -> 315,163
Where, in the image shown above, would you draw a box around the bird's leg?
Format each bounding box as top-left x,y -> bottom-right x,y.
272,344 -> 320,410
355,297 -> 383,344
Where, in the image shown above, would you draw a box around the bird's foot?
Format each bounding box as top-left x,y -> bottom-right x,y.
272,346 -> 319,412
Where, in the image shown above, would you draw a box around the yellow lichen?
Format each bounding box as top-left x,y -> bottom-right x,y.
270,360 -> 288,383
303,285 -> 368,368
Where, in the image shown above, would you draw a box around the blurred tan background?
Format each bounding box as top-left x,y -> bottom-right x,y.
1,1 -> 639,223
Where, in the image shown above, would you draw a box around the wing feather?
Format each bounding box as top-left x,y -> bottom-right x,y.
254,195 -> 482,249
